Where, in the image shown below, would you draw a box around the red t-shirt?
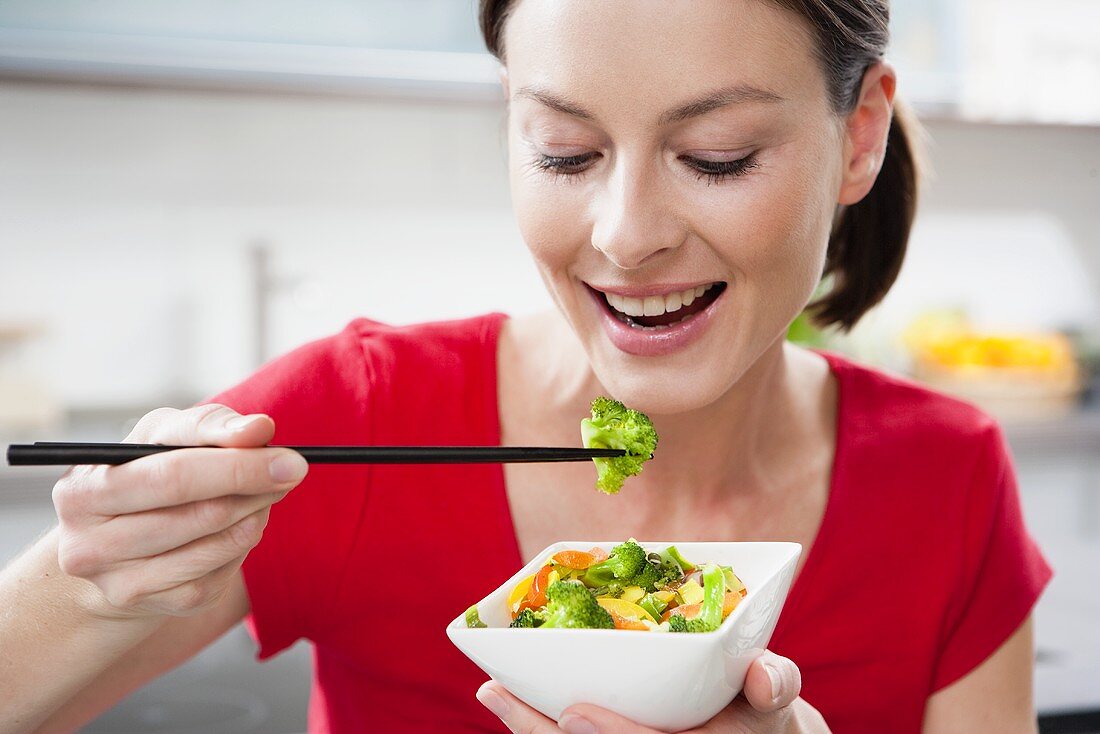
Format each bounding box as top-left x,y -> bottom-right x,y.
210,313 -> 1051,733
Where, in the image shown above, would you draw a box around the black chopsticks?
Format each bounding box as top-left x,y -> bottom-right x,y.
6,442 -> 628,466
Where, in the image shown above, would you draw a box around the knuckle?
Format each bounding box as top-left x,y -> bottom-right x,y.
107,584 -> 142,611
226,512 -> 265,552
130,407 -> 179,441
53,467 -> 101,520
147,453 -> 188,505
192,403 -> 233,432
52,474 -> 79,520
229,456 -> 259,494
103,575 -> 153,611
191,497 -> 234,532
170,581 -> 218,614
58,535 -> 101,577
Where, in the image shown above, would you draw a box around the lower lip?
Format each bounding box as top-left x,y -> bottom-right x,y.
588,285 -> 726,357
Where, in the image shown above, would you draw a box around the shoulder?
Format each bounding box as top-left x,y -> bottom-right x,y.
821,349 -> 1005,464
345,311 -> 507,383
209,312 -> 508,443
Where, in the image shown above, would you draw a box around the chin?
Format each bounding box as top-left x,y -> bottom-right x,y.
586,350 -> 752,417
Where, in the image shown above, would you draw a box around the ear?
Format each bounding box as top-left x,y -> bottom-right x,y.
837,61 -> 896,206
498,66 -> 510,100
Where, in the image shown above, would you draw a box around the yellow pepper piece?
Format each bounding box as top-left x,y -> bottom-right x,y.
507,574 -> 535,612
653,590 -> 675,605
621,585 -> 645,604
677,579 -> 705,606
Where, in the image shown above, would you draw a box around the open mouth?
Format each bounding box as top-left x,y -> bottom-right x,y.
591,282 -> 728,329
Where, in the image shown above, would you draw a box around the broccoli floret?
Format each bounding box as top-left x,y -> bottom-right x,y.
540,580 -> 615,629
667,563 -> 726,634
509,608 -> 546,628
630,562 -> 662,592
581,397 -> 659,494
582,540 -> 649,588
465,604 -> 487,629
647,551 -> 686,590
667,613 -> 693,633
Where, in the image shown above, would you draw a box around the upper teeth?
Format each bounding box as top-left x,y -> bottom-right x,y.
605,284 -> 715,318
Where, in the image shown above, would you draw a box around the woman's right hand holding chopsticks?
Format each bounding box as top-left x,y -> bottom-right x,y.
52,403 -> 308,620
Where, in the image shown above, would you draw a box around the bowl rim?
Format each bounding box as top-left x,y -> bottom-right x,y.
447,539 -> 802,639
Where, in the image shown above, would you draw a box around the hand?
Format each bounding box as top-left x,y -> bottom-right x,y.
52,404 -> 308,620
476,650 -> 829,733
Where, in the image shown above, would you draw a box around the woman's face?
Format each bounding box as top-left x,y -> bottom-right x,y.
503,0 -> 846,414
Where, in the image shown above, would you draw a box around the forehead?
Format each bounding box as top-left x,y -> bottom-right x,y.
502,0 -> 824,118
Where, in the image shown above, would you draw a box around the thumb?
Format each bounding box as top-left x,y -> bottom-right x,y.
742,651 -> 801,713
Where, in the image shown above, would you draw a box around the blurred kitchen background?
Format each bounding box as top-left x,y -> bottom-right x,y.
0,0 -> 1098,732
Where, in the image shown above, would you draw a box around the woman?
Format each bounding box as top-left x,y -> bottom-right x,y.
0,1 -> 1050,732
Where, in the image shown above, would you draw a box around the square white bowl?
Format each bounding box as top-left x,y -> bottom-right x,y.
447,540 -> 801,732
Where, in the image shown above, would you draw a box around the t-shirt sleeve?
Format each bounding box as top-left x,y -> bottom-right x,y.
202,324 -> 374,660
930,421 -> 1053,691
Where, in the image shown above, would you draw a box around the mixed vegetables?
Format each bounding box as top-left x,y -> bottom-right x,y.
464,540 -> 747,632
581,397 -> 659,494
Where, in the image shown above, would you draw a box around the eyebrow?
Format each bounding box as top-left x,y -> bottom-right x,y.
514,86 -> 597,120
661,85 -> 786,124
513,84 -> 786,124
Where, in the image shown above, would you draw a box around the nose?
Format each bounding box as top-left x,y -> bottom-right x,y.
590,158 -> 685,270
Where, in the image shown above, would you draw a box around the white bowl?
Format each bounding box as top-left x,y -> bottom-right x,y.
447,540 -> 801,732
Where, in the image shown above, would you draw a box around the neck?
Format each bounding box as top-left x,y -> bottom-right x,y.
638,336 -> 800,499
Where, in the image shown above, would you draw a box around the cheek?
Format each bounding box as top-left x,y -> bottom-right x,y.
508,145 -> 590,280
696,145 -> 836,302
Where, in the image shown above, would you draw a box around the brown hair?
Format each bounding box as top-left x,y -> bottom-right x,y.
479,0 -> 921,331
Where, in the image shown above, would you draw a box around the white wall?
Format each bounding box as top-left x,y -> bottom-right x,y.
1,80 -> 1098,410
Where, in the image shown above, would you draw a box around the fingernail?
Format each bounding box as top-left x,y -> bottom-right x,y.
559,713 -> 598,734
764,661 -> 782,703
226,414 -> 260,431
476,685 -> 510,720
269,452 -> 307,483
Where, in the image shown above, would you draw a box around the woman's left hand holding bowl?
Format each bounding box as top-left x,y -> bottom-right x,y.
476,651 -> 830,733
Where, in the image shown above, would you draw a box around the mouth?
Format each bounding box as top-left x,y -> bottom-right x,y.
588,281 -> 728,330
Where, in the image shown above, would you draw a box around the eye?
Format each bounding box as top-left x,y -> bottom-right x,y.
681,152 -> 760,183
532,152 -> 601,178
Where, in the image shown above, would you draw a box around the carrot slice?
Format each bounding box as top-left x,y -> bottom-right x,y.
524,564 -> 554,609
722,591 -> 742,618
659,592 -> 742,624
552,550 -> 599,569
661,603 -> 701,623
608,610 -> 650,631
587,546 -> 610,563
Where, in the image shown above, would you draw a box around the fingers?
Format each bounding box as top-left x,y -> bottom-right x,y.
95,491 -> 286,559
127,404 -> 275,448
558,703 -> 665,734
122,553 -> 248,618
70,446 -> 306,516
474,655 -> 804,734
476,682 -> 667,734
49,404 -> 297,620
476,681 -> 562,734
88,508 -> 270,616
